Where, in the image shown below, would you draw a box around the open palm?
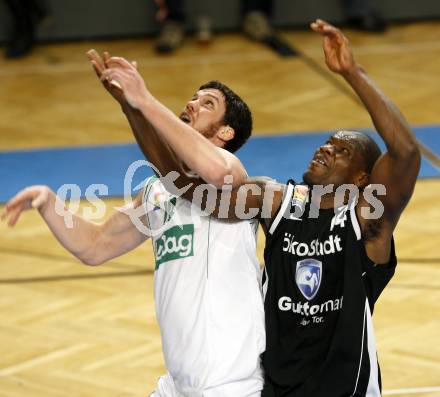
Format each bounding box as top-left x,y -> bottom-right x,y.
311,19 -> 356,75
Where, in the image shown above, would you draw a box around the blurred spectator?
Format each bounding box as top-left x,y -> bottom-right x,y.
3,0 -> 49,58
153,0 -> 387,54
344,0 -> 387,32
154,0 -> 276,54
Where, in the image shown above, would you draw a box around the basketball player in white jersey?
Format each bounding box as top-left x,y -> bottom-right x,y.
2,61 -> 265,395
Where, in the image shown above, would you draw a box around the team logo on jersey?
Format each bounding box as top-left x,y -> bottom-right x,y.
295,259 -> 322,300
154,224 -> 194,269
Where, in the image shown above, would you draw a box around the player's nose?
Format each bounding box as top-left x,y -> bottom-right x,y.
187,99 -> 200,113
320,143 -> 335,157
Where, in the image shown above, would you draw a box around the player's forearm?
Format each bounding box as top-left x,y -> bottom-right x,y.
38,190 -> 102,265
123,104 -> 203,201
122,104 -> 178,175
137,97 -> 233,187
344,65 -> 419,158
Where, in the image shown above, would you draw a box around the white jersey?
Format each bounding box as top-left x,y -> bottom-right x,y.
143,176 -> 265,397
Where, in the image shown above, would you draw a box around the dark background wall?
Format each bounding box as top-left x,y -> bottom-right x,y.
1,0 -> 440,42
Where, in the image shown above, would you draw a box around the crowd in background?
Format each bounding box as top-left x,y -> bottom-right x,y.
2,0 -> 387,59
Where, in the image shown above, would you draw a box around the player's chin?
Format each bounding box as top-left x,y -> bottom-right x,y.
303,166 -> 326,185
303,169 -> 317,185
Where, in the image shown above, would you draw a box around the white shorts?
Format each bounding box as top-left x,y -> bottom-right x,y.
150,373 -> 262,397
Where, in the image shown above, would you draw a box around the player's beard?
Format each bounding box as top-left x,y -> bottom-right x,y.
199,122 -> 222,140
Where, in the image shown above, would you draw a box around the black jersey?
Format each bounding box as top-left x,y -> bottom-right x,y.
262,182 -> 397,397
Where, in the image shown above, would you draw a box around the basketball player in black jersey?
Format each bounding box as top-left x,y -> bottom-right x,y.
90,19 -> 421,397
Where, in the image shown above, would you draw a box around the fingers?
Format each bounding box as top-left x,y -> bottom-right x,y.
103,51 -> 111,67
101,68 -> 117,81
90,60 -> 102,79
323,35 -> 332,51
88,49 -> 138,77
110,80 -> 123,89
6,188 -> 34,210
101,69 -> 126,89
1,202 -> 24,227
86,49 -> 100,63
311,19 -> 343,37
1,187 -> 47,227
107,56 -> 136,71
88,50 -> 139,93
311,19 -> 334,31
5,207 -> 23,227
310,20 -> 322,32
0,207 -> 7,222
87,49 -> 105,76
312,19 -> 349,53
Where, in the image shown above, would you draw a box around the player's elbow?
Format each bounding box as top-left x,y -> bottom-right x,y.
204,164 -> 233,188
404,141 -> 421,171
77,227 -> 105,266
79,255 -> 103,266
392,137 -> 421,169
400,130 -> 420,156
78,246 -> 105,266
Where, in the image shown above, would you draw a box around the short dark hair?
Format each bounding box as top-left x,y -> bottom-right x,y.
199,80 -> 252,153
357,133 -> 382,174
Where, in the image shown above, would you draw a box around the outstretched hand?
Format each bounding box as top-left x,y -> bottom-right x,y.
87,49 -> 124,103
100,56 -> 152,110
87,49 -> 151,110
1,186 -> 50,227
86,49 -> 140,106
311,19 -> 357,76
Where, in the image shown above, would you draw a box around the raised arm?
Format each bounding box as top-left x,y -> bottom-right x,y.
197,176 -> 285,223
1,186 -> 149,265
311,19 -> 421,262
87,50 -> 183,179
87,51 -> 283,223
98,55 -> 247,189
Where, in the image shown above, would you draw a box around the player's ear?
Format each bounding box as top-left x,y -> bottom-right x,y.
217,125 -> 235,143
355,171 -> 370,189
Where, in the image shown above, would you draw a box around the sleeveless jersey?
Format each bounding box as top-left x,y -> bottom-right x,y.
143,176 -> 265,397
262,182 -> 396,397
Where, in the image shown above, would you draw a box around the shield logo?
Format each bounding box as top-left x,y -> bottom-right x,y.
295,259 -> 322,300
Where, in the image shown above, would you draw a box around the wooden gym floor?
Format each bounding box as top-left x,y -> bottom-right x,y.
0,21 -> 439,396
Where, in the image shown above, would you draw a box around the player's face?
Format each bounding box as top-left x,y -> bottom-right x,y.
179,89 -> 227,140
303,131 -> 366,187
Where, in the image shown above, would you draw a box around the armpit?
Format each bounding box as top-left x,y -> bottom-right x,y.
363,219 -> 382,241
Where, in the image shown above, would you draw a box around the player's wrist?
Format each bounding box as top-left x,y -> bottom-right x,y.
342,63 -> 364,82
136,93 -> 156,117
121,102 -> 132,115
38,188 -> 54,216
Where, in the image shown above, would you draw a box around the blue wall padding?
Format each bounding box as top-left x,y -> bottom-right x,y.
1,127 -> 438,202
410,125 -> 440,156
